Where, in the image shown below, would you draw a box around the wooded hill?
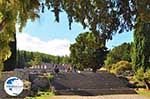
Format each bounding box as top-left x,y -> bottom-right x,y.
4,50 -> 70,70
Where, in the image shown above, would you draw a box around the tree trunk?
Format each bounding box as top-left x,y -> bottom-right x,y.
3,33 -> 17,71
0,18 -> 6,31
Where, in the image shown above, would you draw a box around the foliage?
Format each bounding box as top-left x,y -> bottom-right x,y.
16,50 -> 70,68
105,42 -> 132,70
0,0 -> 135,70
0,0 -> 150,71
133,68 -> 150,90
60,56 -> 71,64
17,50 -> 26,68
26,92 -> 54,99
0,0 -> 40,70
28,54 -> 42,66
70,32 -> 108,72
132,18 -> 150,72
3,35 -> 17,71
47,74 -> 54,81
110,61 -> 132,75
0,1 -> 149,92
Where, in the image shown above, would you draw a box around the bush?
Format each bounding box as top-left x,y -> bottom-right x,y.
47,73 -> 54,81
110,61 -> 132,75
133,68 -> 150,90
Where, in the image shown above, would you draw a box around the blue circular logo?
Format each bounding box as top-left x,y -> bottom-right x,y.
4,77 -> 23,96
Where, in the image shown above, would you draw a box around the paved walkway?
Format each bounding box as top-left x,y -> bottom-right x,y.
51,94 -> 150,99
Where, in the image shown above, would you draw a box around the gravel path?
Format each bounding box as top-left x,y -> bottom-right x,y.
51,94 -> 150,99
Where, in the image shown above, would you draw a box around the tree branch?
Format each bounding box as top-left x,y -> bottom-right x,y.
0,18 -> 6,32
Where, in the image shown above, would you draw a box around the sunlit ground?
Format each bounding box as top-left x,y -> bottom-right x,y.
136,90 -> 150,98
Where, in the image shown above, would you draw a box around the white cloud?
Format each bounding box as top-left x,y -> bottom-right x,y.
16,33 -> 71,56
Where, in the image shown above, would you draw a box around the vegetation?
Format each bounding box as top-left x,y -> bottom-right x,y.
105,43 -> 132,71
136,90 -> 150,98
16,50 -> 70,68
110,61 -> 132,75
70,32 -> 107,72
0,0 -> 150,72
104,42 -> 150,90
133,68 -> 150,90
30,73 -> 54,97
0,0 -> 149,91
26,91 -> 54,99
36,92 -> 54,99
131,2 -> 150,90
3,33 -> 16,71
132,18 -> 150,72
0,0 -> 40,71
28,55 -> 42,67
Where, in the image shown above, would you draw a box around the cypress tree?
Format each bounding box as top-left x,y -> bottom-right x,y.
133,18 -> 150,72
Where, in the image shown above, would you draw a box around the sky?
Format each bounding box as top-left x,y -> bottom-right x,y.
16,10 -> 133,56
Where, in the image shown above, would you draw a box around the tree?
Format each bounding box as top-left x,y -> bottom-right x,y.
132,19 -> 150,72
0,0 -> 40,70
0,0 -> 135,71
70,32 -> 107,72
61,56 -> 71,64
16,50 -> 26,68
28,54 -> 42,67
105,42 -> 132,68
16,50 -> 71,68
3,33 -> 16,71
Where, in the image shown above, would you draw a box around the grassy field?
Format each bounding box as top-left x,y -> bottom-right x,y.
136,90 -> 150,98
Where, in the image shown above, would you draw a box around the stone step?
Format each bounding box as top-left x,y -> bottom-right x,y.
51,71 -> 136,95
55,88 -> 136,96
52,72 -> 126,90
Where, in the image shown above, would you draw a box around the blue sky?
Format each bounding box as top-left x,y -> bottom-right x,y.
17,10 -> 133,56
22,11 -> 88,42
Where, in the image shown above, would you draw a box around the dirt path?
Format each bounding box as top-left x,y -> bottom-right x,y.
51,94 -> 150,99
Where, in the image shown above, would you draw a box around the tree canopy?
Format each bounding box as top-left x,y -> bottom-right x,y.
0,0 -> 40,70
105,42 -> 132,66
70,32 -> 108,72
0,0 -> 150,71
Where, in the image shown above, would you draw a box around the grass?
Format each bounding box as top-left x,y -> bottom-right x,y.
26,92 -> 54,99
36,92 -> 54,99
136,90 -> 150,98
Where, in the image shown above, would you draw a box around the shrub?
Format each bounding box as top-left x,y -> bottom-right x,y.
47,73 -> 54,81
110,61 -> 132,75
133,68 -> 150,90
